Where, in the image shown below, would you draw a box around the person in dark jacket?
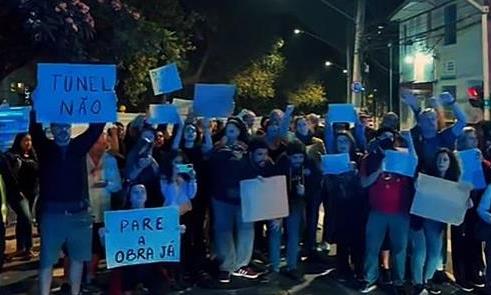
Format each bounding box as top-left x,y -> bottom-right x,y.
30,109 -> 105,295
324,131 -> 367,281
209,120 -> 262,284
6,133 -> 39,260
269,139 -> 322,282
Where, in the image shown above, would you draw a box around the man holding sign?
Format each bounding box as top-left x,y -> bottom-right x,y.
32,63 -> 115,295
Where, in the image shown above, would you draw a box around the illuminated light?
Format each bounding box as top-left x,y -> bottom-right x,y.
342,69 -> 348,74
404,55 -> 414,64
293,29 -> 302,35
468,87 -> 479,98
325,61 -> 333,67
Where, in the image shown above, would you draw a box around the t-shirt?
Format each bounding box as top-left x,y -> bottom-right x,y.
360,153 -> 414,214
412,126 -> 457,172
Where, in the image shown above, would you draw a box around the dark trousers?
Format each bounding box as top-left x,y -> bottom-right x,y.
0,210 -> 5,271
9,197 -> 33,252
451,210 -> 485,284
181,199 -> 208,273
305,190 -> 328,252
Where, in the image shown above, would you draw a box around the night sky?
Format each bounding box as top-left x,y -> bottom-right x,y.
189,0 -> 405,109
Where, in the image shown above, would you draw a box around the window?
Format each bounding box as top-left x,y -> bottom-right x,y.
444,4 -> 457,45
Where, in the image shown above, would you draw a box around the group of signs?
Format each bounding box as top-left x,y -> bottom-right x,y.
1,62 -> 485,269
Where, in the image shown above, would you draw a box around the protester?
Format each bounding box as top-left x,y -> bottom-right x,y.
85,132 -> 122,288
324,130 -> 366,281
177,118 -> 213,279
209,117 -> 257,283
5,133 -> 38,260
477,185 -> 491,295
30,108 -> 105,295
409,148 -> 460,295
0,174 -> 6,272
270,139 -> 322,282
451,127 -> 488,292
359,129 -> 417,294
403,90 -> 467,284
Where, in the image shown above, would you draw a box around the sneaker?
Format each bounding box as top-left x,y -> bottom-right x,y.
425,281 -> 441,295
360,282 -> 378,293
472,274 -> 486,288
413,284 -> 428,295
232,266 -> 259,279
432,270 -> 452,284
217,271 -> 231,283
381,268 -> 392,285
455,281 -> 475,293
283,269 -> 305,283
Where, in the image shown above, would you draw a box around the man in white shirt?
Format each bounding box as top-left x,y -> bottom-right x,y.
86,132 -> 122,286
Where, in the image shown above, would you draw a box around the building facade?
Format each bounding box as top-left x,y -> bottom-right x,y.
391,0 -> 486,128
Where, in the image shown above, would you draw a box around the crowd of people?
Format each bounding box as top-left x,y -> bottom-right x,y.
2,90 -> 491,295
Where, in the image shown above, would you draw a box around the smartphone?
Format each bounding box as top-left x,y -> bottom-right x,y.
176,164 -> 194,174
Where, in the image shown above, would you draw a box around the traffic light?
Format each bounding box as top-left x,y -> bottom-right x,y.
468,85 -> 483,108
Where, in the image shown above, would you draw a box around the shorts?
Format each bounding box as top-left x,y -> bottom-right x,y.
92,222 -> 105,257
39,212 -> 93,268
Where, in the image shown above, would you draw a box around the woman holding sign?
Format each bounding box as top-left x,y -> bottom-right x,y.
409,148 -> 460,294
324,130 -> 366,282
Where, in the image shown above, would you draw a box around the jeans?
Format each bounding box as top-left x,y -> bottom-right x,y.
409,219 -> 444,285
212,199 -> 254,273
9,197 -> 33,251
364,211 -> 409,285
269,202 -> 304,272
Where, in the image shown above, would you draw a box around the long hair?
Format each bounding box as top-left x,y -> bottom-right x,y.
159,149 -> 191,183
10,132 -> 37,161
429,148 -> 460,181
334,130 -> 356,158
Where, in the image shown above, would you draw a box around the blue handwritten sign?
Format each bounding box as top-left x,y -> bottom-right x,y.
321,153 -> 351,175
147,104 -> 181,124
456,149 -> 486,190
34,63 -> 117,124
0,106 -> 31,134
327,104 -> 357,124
149,63 -> 183,95
382,150 -> 417,177
193,84 -> 236,118
104,207 -> 180,269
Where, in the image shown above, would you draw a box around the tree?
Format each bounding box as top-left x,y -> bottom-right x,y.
287,80 -> 327,113
231,40 -> 286,114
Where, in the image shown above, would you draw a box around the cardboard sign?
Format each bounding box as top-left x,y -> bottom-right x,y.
382,150 -> 417,177
240,176 -> 289,223
410,173 -> 472,225
147,104 -> 181,124
327,104 -> 357,124
321,153 -> 351,175
456,149 -> 486,190
34,63 -> 117,123
104,207 -> 180,269
149,63 -> 183,95
193,84 -> 236,118
0,106 -> 30,134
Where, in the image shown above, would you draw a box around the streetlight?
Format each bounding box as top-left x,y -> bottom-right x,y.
293,29 -> 302,35
325,61 -> 333,67
343,69 -> 348,74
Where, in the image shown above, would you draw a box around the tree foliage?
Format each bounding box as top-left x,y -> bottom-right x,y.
287,80 -> 326,112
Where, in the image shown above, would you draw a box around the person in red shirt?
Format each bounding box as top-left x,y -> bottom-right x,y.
359,128 -> 417,294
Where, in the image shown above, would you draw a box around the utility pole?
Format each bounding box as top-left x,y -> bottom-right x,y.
352,0 -> 366,108
466,0 -> 490,120
388,42 -> 393,112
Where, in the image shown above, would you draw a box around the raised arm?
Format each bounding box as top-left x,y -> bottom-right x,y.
324,116 -> 336,154
354,113 -> 367,152
279,105 -> 294,140
444,93 -> 467,136
478,185 -> 491,224
74,123 -> 106,153
201,118 -> 213,155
